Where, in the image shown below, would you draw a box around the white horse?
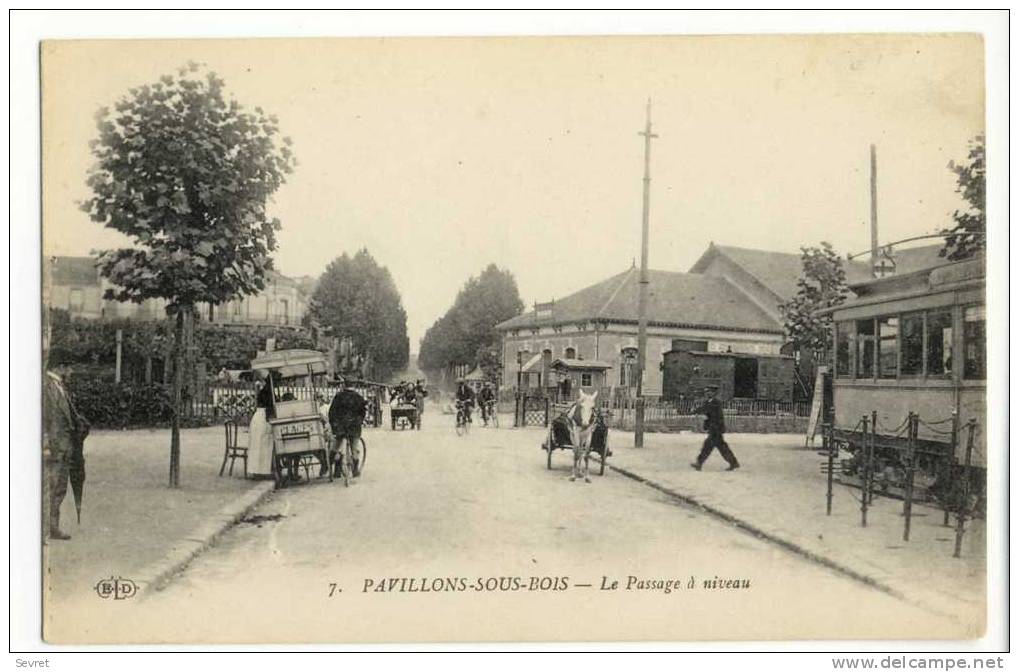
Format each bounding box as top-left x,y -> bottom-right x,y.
567,390 -> 599,483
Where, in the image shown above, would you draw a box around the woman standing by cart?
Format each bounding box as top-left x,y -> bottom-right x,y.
247,371 -> 277,477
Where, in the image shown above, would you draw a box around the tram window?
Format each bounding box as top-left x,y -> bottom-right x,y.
835,325 -> 851,378
855,320 -> 875,378
900,314 -> 924,375
855,319 -> 875,379
926,311 -> 953,376
963,305 -> 986,380
877,316 -> 899,378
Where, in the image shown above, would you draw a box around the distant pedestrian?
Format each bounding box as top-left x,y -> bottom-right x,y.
690,385 -> 739,471
43,369 -> 89,541
413,379 -> 428,427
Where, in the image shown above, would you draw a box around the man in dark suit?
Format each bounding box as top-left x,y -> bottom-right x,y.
690,385 -> 739,471
43,370 -> 89,541
455,379 -> 475,424
328,376 -> 368,477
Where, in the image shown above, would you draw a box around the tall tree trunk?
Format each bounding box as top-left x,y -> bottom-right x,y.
168,306 -> 192,488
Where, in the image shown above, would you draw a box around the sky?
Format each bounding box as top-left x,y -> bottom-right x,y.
42,34 -> 984,348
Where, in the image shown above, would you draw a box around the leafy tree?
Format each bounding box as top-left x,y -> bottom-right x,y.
308,249 -> 409,382
419,264 -> 523,382
940,135 -> 986,261
81,63 -> 295,487
779,243 -> 849,355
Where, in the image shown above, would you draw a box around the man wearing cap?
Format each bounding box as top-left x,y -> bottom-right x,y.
690,385 -> 740,471
328,376 -> 367,477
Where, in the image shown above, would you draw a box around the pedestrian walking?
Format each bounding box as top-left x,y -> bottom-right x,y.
690,385 -> 740,471
43,369 -> 89,541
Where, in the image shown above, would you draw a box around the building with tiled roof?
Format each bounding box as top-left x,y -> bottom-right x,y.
688,242 -> 949,323
495,264 -> 788,398
496,241 -> 951,399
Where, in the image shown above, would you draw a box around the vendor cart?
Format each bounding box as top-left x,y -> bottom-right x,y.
251,349 -> 333,490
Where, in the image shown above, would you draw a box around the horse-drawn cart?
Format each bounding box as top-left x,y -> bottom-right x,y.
542,406 -> 611,475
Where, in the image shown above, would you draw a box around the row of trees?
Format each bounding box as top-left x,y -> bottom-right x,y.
418,264 -> 524,384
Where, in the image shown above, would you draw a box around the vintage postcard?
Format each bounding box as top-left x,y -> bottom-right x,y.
38,32 -> 993,645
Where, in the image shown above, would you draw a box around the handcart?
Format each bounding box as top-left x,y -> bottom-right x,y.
251,349 -> 334,490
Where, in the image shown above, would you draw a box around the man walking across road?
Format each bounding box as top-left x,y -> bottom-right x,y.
690,385 -> 740,472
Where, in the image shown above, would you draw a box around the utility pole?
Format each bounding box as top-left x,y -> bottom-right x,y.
870,144 -> 879,273
635,98 -> 657,448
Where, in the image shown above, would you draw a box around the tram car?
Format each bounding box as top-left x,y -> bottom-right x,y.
820,255 -> 985,508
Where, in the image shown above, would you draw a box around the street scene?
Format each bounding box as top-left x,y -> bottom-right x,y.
38,33 -> 988,645
45,408 -> 976,643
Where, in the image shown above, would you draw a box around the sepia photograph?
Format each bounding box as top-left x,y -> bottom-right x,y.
14,11 -> 1006,652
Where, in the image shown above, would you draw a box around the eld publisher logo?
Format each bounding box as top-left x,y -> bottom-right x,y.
95,576 -> 138,600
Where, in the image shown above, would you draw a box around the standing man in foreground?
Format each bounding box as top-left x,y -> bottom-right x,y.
43,369 -> 89,541
690,385 -> 739,472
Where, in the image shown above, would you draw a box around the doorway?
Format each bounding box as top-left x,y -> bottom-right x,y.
733,357 -> 758,398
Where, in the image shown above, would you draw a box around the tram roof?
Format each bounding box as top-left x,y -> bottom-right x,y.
816,255 -> 984,317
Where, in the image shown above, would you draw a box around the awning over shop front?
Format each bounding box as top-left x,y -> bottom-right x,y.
550,358 -> 612,371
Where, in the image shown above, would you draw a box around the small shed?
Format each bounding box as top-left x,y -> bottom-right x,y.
549,358 -> 612,393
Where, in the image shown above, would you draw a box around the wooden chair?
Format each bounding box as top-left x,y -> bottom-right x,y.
219,419 -> 248,478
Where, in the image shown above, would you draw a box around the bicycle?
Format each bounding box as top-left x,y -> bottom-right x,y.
481,399 -> 499,428
455,401 -> 473,436
332,432 -> 368,487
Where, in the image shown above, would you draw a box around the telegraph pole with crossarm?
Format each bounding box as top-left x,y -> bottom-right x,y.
634,99 -> 657,448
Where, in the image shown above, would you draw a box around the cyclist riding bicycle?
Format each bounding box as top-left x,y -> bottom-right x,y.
478,382 -> 496,426
455,379 -> 475,425
328,376 -> 367,477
